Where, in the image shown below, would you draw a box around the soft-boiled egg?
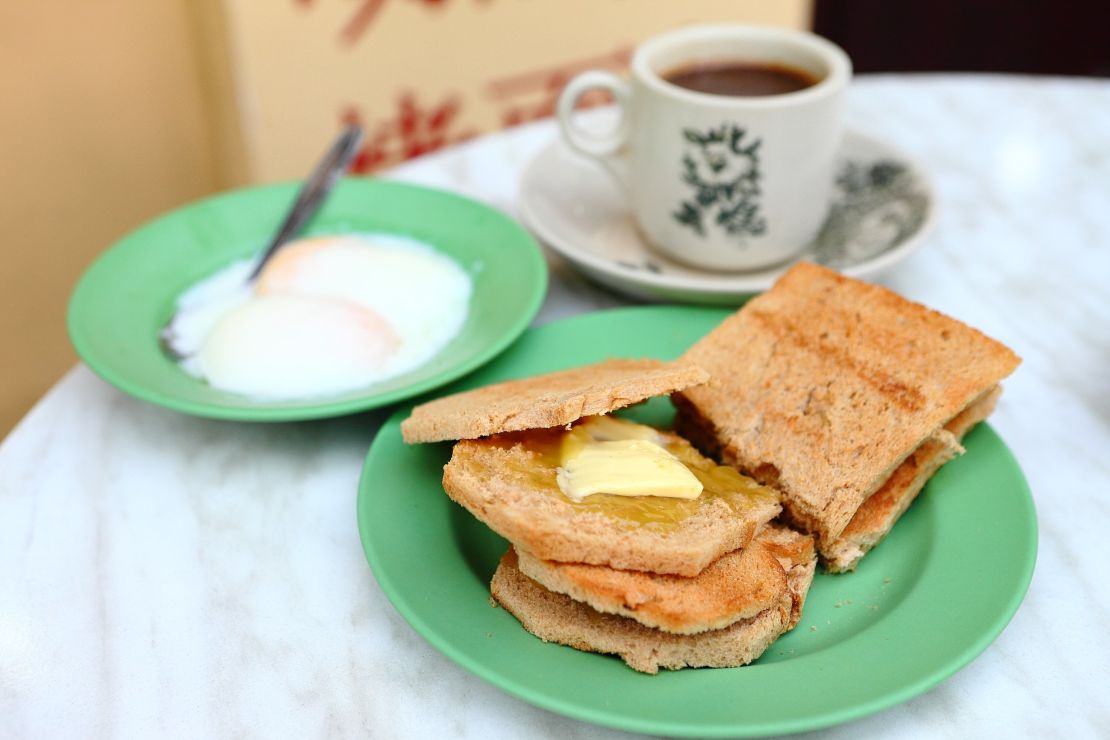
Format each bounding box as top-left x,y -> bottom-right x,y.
198,294 -> 400,398
255,234 -> 471,351
168,233 -> 472,400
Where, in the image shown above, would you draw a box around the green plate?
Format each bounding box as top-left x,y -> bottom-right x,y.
358,306 -> 1037,737
67,179 -> 547,421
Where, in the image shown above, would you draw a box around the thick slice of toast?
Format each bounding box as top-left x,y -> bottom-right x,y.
821,385 -> 1001,572
515,525 -> 813,635
675,262 -> 1020,545
401,358 -> 708,443
491,537 -> 816,674
443,428 -> 781,576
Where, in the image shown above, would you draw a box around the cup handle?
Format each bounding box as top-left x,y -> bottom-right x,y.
556,71 -> 632,191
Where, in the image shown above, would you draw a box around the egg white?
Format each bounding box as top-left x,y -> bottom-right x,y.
169,234 -> 473,400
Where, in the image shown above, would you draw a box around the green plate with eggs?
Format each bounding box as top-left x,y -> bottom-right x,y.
67,178 -> 547,421
358,305 -> 1037,737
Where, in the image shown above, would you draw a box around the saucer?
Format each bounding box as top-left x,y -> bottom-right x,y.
517,129 -> 936,304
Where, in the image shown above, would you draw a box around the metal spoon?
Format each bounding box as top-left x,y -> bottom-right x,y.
161,124 -> 364,359
246,123 -> 364,280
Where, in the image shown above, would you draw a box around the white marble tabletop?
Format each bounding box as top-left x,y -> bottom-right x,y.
3,75 -> 1109,739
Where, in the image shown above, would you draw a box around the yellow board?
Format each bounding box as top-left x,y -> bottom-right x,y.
217,0 -> 809,181
0,0 -> 219,436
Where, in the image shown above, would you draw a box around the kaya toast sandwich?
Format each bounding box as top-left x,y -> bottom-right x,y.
402,358 -> 781,576
674,262 -> 1020,572
403,358 -> 815,672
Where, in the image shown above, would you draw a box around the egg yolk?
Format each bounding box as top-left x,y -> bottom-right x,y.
197,293 -> 400,398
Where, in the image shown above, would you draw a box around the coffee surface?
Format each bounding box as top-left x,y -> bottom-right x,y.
663,61 -> 819,97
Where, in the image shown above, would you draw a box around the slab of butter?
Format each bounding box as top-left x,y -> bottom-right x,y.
555,416 -> 703,501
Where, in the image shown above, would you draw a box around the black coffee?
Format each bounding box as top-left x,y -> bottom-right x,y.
663,61 -> 819,97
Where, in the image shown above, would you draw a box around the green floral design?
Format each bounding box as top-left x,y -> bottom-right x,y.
673,124 -> 766,242
619,156 -> 927,277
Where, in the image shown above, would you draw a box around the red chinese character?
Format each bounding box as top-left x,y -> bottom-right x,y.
342,92 -> 477,172
299,0 -> 484,46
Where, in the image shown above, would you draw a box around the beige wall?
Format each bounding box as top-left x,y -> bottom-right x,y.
0,1 -> 222,436
0,0 -> 810,437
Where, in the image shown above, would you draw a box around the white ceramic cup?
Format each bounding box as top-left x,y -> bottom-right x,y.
557,25 -> 852,271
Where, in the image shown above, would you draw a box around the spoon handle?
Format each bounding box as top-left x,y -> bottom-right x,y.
248,123 -> 364,280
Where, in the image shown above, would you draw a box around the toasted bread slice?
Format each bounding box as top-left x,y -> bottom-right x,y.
515,525 -> 812,635
754,524 -> 818,629
821,385 -> 1001,572
490,538 -> 816,674
401,358 -> 708,443
443,427 -> 780,577
675,262 -> 1020,544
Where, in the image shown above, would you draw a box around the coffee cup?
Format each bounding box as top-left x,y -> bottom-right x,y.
556,24 -> 852,272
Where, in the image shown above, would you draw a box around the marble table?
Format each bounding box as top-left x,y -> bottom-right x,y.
3,75 -> 1109,739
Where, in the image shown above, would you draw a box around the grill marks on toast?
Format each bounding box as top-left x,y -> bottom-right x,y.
677,262 -> 1020,551
749,307 -> 926,414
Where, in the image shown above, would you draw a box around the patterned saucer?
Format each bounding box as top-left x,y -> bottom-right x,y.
517,129 -> 936,304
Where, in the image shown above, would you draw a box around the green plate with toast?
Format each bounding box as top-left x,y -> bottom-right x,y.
357,305 -> 1037,737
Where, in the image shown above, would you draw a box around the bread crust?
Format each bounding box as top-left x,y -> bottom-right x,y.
676,262 -> 1020,543
402,358 -> 708,443
821,385 -> 1002,572
756,525 -> 818,629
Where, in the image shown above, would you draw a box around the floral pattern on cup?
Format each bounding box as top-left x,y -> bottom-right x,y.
672,124 -> 766,243
615,156 -> 925,275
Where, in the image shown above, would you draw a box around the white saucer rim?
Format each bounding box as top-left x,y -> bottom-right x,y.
517,128 -> 938,295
